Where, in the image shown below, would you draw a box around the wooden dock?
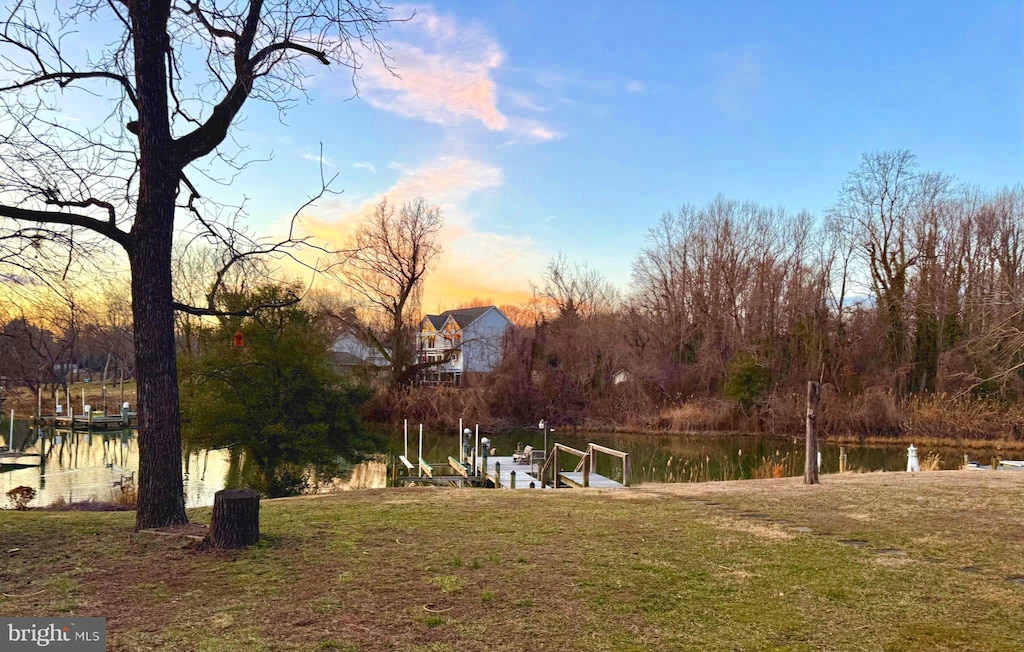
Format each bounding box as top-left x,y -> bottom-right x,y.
558,471 -> 623,489
394,447 -> 628,490
38,410 -> 136,431
475,456 -> 546,489
389,431 -> 630,491
0,452 -> 41,466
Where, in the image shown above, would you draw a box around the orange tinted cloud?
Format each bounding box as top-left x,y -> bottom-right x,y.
351,5 -> 559,142
299,156 -> 545,308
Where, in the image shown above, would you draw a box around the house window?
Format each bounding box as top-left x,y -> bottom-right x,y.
427,336 -> 436,348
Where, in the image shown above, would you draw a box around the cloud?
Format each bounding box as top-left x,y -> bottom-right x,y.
710,48 -> 761,119
348,5 -> 558,143
300,156 -> 543,306
499,118 -> 562,146
504,90 -> 550,112
358,6 -> 507,130
303,156 -> 502,240
352,161 -> 376,173
301,152 -> 335,167
624,80 -> 645,93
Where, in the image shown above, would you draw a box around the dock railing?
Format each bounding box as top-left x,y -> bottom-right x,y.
538,443 -> 591,488
577,442 -> 631,487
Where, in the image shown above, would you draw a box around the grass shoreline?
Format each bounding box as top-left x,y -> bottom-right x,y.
3,471 -> 1023,651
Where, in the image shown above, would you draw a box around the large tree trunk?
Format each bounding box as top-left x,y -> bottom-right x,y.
130,224 -> 187,529
130,0 -> 188,529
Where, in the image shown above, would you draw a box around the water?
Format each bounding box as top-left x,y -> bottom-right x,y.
0,420 -> 387,508
1,417 -> 1010,508
380,426 -> 1005,484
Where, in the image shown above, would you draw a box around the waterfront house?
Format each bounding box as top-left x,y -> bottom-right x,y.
418,305 -> 515,385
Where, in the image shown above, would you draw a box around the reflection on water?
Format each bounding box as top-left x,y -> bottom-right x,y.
2,415 -> 1011,507
0,421 -> 236,508
0,420 -> 386,508
319,459 -> 388,492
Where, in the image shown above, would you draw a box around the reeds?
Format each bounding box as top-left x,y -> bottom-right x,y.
920,453 -> 942,472
636,449 -> 800,484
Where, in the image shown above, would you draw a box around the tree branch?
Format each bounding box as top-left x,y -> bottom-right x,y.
0,71 -> 138,107
0,205 -> 130,249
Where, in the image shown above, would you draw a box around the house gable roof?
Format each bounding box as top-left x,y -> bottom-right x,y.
423,305 -> 495,330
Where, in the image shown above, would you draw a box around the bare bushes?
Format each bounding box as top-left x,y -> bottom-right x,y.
613,387 -> 1024,442
366,386 -> 494,429
653,400 -> 739,432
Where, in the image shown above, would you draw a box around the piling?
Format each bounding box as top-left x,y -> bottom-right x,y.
494,461 -> 501,488
510,470 -> 516,489
804,381 -> 820,485
839,446 -> 847,474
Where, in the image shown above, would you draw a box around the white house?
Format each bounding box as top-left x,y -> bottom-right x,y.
418,305 -> 515,385
330,331 -> 389,370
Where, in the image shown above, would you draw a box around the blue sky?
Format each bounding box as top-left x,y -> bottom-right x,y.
223,0 -> 1022,307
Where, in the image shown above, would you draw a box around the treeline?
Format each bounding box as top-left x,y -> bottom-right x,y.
380,151 -> 1024,442
4,150 -> 1023,442
0,281 -> 134,393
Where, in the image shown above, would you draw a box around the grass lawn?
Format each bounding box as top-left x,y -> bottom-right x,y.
2,471 -> 1023,651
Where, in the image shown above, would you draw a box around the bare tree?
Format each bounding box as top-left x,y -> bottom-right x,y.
0,1 -> 400,528
833,151 -> 918,371
535,253 -> 619,322
331,197 -> 445,386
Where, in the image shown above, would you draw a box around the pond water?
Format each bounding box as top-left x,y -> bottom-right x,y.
387,426 -> 1006,485
0,417 -> 1009,508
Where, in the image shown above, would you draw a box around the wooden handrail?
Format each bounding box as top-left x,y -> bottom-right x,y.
588,443 -> 629,459
572,443 -> 632,487
553,443 -> 589,458
541,441 -> 632,488
539,444 -> 586,487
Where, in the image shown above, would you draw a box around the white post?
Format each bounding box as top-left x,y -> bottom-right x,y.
907,444 -> 920,473
37,386 -> 42,421
8,409 -> 14,451
474,424 -> 480,475
81,387 -> 85,413
418,424 -> 423,477
404,419 -> 409,460
458,418 -> 463,463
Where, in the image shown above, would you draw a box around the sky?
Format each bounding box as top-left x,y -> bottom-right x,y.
145,1 -> 1024,308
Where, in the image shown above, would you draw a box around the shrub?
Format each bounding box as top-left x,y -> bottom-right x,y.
723,353 -> 771,410
6,486 -> 36,510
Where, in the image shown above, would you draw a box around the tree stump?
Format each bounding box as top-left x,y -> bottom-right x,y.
210,488 -> 260,548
